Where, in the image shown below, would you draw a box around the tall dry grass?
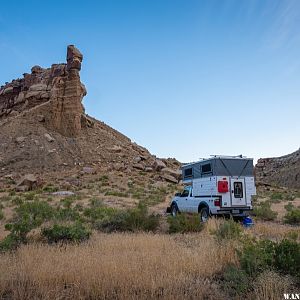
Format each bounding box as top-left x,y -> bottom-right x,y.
252,270 -> 294,300
0,232 -> 237,299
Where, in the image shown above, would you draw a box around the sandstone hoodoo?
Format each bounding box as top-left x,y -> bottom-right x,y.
0,45 -> 181,183
0,45 -> 86,137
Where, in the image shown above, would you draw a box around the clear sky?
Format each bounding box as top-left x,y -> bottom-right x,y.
1,0 -> 299,163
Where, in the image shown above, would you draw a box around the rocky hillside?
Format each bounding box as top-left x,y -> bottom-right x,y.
0,45 -> 180,190
255,149 -> 300,189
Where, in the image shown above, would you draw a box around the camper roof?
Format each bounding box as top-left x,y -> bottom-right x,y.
182,155 -> 253,168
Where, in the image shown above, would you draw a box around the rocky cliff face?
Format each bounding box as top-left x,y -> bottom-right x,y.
0,45 -> 86,137
0,45 -> 181,185
255,149 -> 300,189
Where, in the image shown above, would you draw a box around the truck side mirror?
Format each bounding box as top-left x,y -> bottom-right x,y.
175,192 -> 181,197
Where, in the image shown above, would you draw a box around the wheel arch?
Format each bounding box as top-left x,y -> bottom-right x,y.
198,201 -> 210,213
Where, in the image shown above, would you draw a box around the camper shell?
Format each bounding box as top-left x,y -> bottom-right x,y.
169,156 -> 256,221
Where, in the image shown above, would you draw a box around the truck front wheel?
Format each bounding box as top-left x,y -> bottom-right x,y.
171,204 -> 178,217
199,207 -> 209,223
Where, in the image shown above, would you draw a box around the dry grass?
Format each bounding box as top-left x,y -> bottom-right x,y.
0,232 -> 237,299
248,221 -> 300,241
252,270 -> 294,300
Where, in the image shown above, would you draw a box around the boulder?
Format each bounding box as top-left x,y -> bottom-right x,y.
161,174 -> 178,184
153,159 -> 166,171
145,167 -> 153,172
161,168 -> 181,180
15,136 -> 26,143
81,167 -> 96,174
16,174 -> 38,190
133,156 -> 142,163
37,114 -> 45,122
44,133 -> 55,142
133,163 -> 145,170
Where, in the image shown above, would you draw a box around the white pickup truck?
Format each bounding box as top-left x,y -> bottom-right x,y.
168,156 -> 256,222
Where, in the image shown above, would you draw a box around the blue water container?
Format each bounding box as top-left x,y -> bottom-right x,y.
243,216 -> 254,228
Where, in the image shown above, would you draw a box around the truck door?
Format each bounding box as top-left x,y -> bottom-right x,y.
176,186 -> 191,212
230,178 -> 246,206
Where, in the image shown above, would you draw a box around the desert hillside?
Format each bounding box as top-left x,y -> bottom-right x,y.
0,45 -> 181,192
255,149 -> 300,189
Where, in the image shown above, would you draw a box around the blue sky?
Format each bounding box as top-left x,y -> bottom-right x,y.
0,0 -> 299,163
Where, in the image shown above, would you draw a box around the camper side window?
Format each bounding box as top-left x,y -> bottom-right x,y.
184,168 -> 193,178
201,163 -> 212,174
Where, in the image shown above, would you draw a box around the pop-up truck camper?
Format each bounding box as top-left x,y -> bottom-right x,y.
168,155 -> 256,222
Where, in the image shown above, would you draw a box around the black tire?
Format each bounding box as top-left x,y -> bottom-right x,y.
171,204 -> 178,217
199,206 -> 209,223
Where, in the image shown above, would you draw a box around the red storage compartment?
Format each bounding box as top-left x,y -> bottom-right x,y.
218,180 -> 229,193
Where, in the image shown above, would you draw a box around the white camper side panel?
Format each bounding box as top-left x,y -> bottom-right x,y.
245,177 -> 256,206
192,177 -> 217,197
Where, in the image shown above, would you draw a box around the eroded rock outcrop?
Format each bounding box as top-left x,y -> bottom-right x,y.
0,45 -> 86,137
255,149 -> 300,189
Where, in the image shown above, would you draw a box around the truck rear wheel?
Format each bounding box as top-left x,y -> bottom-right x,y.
171,204 -> 178,217
199,207 -> 209,223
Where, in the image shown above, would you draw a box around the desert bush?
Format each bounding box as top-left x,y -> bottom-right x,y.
284,208 -> 300,225
6,201 -> 54,241
23,192 -> 37,201
240,238 -> 300,278
55,206 -> 81,222
271,192 -> 283,201
221,265 -> 250,297
42,184 -> 59,193
214,219 -> 242,240
11,196 -> 23,206
0,234 -> 20,252
252,202 -> 278,221
239,238 -> 275,277
168,214 -> 204,234
0,209 -> 4,220
91,203 -> 160,232
284,202 -> 295,212
122,202 -> 160,232
89,197 -> 104,207
274,239 -> 300,277
42,222 -> 91,243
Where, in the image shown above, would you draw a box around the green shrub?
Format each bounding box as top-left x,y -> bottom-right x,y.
0,234 -> 20,252
5,201 -> 54,242
89,197 -> 104,208
274,239 -> 300,277
239,238 -> 300,278
214,219 -> 242,240
252,202 -> 278,221
168,214 -> 204,234
221,265 -> 250,296
91,202 -> 160,233
284,208 -> 300,225
271,192 -> 283,201
23,192 -> 37,201
284,202 -> 295,212
123,202 -> 160,232
239,239 -> 275,277
42,185 -> 59,193
56,207 -> 81,222
42,223 -> 91,243
11,196 -> 23,206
